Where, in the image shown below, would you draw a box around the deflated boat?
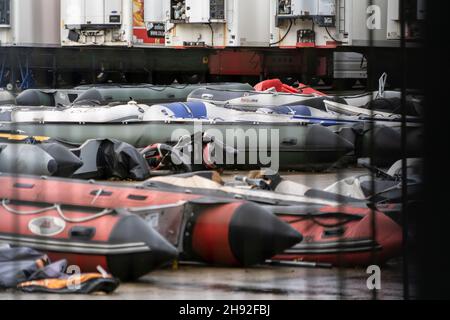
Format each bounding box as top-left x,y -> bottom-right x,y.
0,174 -> 302,268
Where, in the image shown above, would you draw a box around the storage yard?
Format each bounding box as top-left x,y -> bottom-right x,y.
0,0 -> 433,302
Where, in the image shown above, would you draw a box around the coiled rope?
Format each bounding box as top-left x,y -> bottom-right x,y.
1,199 -> 113,223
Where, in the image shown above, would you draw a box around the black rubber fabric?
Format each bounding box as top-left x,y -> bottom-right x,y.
305,125 -> 355,153
39,143 -> 83,177
16,90 -> 55,107
228,202 -> 302,266
107,215 -> 178,281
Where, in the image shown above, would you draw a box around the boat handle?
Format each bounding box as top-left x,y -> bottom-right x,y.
281,138 -> 298,146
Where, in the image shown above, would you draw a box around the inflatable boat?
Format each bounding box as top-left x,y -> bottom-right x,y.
16,89 -> 85,107
14,83 -> 253,107
0,102 -> 354,170
0,189 -> 178,280
187,87 -> 319,108
327,91 -> 423,118
0,174 -> 302,267
73,83 -> 253,106
334,122 -> 423,167
272,204 -> 402,266
325,159 -> 423,204
143,174 -> 402,266
142,101 -> 423,168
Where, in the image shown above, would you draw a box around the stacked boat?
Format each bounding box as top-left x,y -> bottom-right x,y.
0,98 -> 354,171
0,78 -> 422,287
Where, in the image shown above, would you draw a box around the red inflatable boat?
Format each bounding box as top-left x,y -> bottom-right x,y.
254,79 -> 327,96
0,174 -> 302,269
271,205 -> 402,266
0,200 -> 177,280
142,175 -> 403,267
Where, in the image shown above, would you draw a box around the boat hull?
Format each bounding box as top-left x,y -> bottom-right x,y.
0,174 -> 302,267
0,202 -> 178,280
3,121 -> 353,170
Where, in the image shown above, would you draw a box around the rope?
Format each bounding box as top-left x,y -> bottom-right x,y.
2,199 -> 113,223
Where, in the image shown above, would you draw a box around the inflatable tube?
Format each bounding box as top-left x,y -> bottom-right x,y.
272,205 -> 402,266
359,125 -> 423,167
0,90 -> 15,106
16,89 -> 85,107
188,88 -> 317,108
0,142 -> 82,176
16,90 -> 55,107
73,83 -> 253,106
142,175 -> 402,266
0,143 -> 57,175
186,202 -> 302,266
284,96 -> 348,112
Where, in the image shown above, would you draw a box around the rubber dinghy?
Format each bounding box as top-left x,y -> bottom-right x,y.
255,104 -> 407,128
0,174 -> 302,268
0,101 -> 354,170
0,141 -> 83,177
187,87 -> 319,108
323,99 -> 422,120
0,179 -> 179,280
339,91 -> 423,117
143,174 -> 403,266
14,83 -> 253,107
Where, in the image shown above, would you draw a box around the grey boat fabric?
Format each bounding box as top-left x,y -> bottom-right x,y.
73,83 -> 253,106
0,142 -> 83,177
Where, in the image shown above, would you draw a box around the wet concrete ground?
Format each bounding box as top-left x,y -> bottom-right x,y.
3,260 -> 411,300
0,168 -> 413,300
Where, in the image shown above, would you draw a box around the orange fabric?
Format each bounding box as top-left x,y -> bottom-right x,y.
18,273 -> 108,290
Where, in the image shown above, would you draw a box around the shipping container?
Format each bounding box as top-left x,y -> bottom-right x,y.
0,0 -> 60,47
60,0 -> 133,46
269,0 -> 340,48
165,0 -> 270,48
343,0 -> 425,47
